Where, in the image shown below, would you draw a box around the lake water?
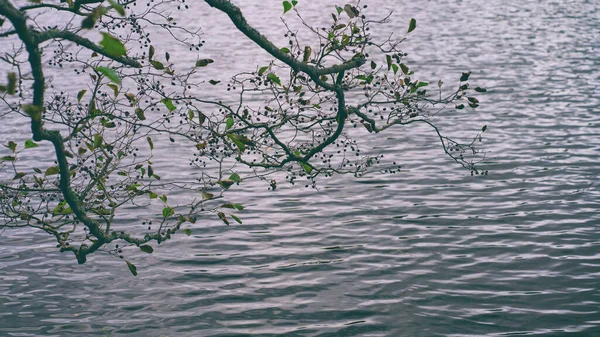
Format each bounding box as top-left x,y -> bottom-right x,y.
1,0 -> 600,336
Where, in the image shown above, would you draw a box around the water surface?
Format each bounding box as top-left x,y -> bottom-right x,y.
1,0 -> 599,336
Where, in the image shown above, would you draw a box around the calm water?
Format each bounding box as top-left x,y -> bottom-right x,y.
1,0 -> 600,336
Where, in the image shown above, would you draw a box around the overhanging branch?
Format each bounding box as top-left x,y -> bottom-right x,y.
37,29 -> 141,68
204,0 -> 365,88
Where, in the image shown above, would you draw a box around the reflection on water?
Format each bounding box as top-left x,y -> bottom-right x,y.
1,0 -> 600,336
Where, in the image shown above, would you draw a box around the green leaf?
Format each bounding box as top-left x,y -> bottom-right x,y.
135,108 -> 146,120
149,191 -> 158,199
267,73 -> 281,86
12,172 -> 26,180
147,136 -> 154,150
407,18 -> 417,33
5,141 -> 17,152
102,120 -> 116,128
187,109 -> 195,120
93,134 -> 103,149
217,179 -> 235,189
147,165 -> 154,177
474,87 -> 487,92
195,59 -> 214,67
107,83 -> 119,97
24,140 -> 38,149
467,97 -> 479,104
482,125 -> 487,133
283,1 -> 292,14
230,214 -> 242,224
258,66 -> 269,76
229,172 -> 242,182
81,14 -> 96,29
201,191 -> 214,200
370,61 -> 376,70
77,89 -> 87,102
107,0 -> 125,16
161,98 -> 176,112
217,212 -> 230,225
415,81 -> 429,89
400,63 -> 409,75
227,134 -> 246,152
225,116 -> 234,130
343,4 -> 359,18
45,166 -> 60,176
208,79 -> 220,85
292,0 -> 298,6
303,45 -> 312,63
96,66 -> 121,85
139,245 -> 154,253
148,45 -> 155,61
183,228 -> 192,236
197,111 -> 206,126
162,206 -> 174,219
159,194 -> 167,203
386,55 -> 392,71
455,104 -> 465,110
150,60 -> 164,70
460,71 -> 471,82
125,261 -> 138,276
100,32 -> 126,58
301,162 -> 312,174
221,203 -> 244,210
391,64 -> 399,74
7,72 -> 16,95
280,47 -> 291,53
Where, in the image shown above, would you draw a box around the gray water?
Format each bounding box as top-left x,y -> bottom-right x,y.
1,0 -> 600,336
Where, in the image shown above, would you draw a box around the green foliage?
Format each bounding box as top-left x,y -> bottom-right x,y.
45,166 -> 60,176
282,1 -> 292,14
460,71 -> 472,82
7,72 -> 16,95
408,18 -> 417,33
96,66 -> 121,84
139,245 -> 154,253
151,60 -> 164,70
107,0 -> 125,16
24,140 -> 38,149
5,141 -> 17,153
135,108 -> 146,120
258,66 -> 269,76
99,33 -> 127,58
161,98 -> 176,112
77,90 -> 87,102
267,73 -> 281,86
125,261 -> 138,276
195,59 -> 214,67
225,116 -> 234,130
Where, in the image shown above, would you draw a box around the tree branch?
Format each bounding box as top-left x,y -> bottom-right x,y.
36,29 -> 141,68
204,0 -> 365,88
0,0 -> 110,263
